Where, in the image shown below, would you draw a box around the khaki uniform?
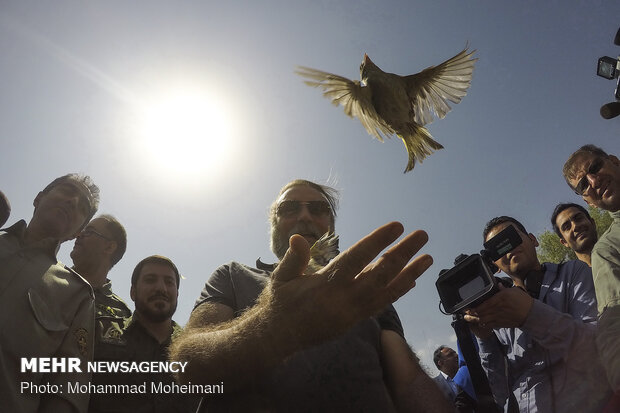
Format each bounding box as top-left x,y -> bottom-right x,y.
592,210 -> 620,390
89,315 -> 197,413
0,220 -> 95,413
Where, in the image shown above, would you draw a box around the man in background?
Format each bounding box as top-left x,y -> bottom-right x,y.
550,202 -> 598,266
71,214 -> 131,348
90,255 -> 196,413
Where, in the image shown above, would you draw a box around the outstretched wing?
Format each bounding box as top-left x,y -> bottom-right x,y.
296,66 -> 395,142
403,48 -> 477,126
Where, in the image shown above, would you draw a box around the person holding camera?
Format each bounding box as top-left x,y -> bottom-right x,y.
463,216 -> 611,413
563,144 -> 620,398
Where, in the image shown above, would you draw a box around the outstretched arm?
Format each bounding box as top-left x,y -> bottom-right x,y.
169,222 -> 432,391
381,330 -> 453,413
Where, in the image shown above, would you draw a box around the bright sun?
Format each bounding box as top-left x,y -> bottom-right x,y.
137,89 -> 234,177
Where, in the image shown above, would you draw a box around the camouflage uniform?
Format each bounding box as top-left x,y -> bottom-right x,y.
93,279 -> 131,347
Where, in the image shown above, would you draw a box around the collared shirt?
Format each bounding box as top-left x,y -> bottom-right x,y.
0,220 -> 95,413
477,260 -> 611,412
591,210 -> 620,391
440,371 -> 459,396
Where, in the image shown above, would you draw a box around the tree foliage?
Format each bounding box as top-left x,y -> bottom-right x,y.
536,206 -> 613,264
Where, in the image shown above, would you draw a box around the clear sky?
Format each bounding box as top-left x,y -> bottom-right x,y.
1,1 -> 618,373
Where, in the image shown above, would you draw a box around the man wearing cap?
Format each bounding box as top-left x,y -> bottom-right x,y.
0,173 -> 99,413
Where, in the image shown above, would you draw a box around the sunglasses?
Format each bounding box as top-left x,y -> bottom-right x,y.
574,157 -> 605,195
80,228 -> 111,240
276,200 -> 332,218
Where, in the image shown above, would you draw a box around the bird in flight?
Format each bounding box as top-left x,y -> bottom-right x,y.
296,47 -> 477,172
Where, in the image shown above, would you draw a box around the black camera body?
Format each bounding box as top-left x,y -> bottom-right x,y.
436,225 -> 521,314
597,27 -> 620,119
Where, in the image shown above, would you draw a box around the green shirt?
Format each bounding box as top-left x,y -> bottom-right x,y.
592,210 -> 620,391
0,220 -> 95,412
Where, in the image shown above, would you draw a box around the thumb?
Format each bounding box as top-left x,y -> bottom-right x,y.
272,234 -> 310,283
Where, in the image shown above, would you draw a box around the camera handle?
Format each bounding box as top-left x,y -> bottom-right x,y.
451,314 -> 501,413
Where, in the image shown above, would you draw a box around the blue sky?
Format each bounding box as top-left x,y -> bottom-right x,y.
1,1 -> 619,372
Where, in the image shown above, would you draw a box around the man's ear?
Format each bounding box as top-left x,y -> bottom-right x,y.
528,233 -> 539,248
130,286 -> 136,302
104,241 -> 118,256
560,237 -> 569,248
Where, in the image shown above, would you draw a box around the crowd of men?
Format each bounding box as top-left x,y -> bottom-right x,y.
1,142 -> 619,412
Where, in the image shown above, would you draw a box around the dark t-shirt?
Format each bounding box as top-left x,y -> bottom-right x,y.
194,260 -> 404,412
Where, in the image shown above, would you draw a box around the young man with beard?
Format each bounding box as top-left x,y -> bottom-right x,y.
170,179 -> 449,412
550,203 -> 598,266
71,215 -> 131,347
563,144 -> 620,395
464,216 -> 611,412
89,255 -> 196,413
0,174 -> 99,413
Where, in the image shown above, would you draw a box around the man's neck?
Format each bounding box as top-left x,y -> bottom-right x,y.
73,261 -> 111,289
23,223 -> 59,247
510,263 -> 543,289
576,252 -> 592,267
134,312 -> 173,344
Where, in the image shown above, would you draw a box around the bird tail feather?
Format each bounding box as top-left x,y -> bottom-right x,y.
399,124 -> 443,173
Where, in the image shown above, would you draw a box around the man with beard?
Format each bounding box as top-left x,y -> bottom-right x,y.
550,203 -> 598,266
0,174 -> 99,413
170,179 -> 449,412
71,215 -> 131,348
89,255 -> 197,413
563,144 -> 620,395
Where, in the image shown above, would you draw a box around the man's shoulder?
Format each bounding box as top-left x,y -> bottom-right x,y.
41,263 -> 95,299
210,261 -> 271,282
95,284 -> 131,318
593,223 -> 620,256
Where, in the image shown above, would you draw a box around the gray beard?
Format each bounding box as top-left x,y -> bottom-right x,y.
270,222 -> 324,260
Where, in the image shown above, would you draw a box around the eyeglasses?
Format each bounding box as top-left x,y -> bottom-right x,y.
574,157 -> 605,195
80,228 -> 111,240
276,200 -> 332,218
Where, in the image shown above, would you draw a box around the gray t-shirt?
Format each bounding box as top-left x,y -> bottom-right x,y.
194,260 -> 404,412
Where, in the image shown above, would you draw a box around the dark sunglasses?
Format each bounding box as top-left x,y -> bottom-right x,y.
80,228 -> 111,240
574,157 -> 605,195
276,200 -> 332,217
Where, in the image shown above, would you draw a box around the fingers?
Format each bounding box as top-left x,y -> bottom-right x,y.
372,230 -> 429,285
387,253 -> 433,296
271,234 -> 310,283
325,222 -> 404,282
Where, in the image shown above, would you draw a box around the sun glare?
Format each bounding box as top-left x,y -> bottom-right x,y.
138,90 -> 234,177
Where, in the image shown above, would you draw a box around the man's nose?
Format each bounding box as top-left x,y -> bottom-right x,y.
296,204 -> 313,221
587,173 -> 601,189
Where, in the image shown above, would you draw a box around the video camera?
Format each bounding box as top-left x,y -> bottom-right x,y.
597,27 -> 620,119
435,225 -> 521,314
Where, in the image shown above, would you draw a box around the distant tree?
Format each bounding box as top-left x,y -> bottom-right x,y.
537,206 -> 613,264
